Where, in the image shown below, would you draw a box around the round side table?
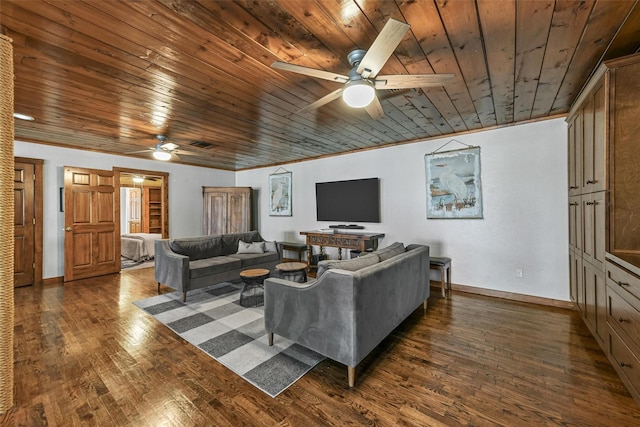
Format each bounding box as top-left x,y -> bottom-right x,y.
239,268 -> 270,307
275,262 -> 308,283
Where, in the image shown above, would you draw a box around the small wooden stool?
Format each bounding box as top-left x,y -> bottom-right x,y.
275,262 -> 307,283
239,268 -> 270,307
430,257 -> 452,298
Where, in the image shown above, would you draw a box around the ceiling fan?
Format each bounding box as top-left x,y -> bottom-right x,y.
131,135 -> 202,161
271,18 -> 454,120
131,175 -> 161,183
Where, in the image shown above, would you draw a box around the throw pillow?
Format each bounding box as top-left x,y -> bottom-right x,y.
374,242 -> 406,261
237,240 -> 266,254
264,241 -> 278,253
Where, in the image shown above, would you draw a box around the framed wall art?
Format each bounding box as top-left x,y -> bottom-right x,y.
425,145 -> 483,219
269,170 -> 292,216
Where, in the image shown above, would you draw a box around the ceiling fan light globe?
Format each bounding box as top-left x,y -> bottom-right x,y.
153,150 -> 171,161
132,176 -> 144,183
343,80 -> 375,108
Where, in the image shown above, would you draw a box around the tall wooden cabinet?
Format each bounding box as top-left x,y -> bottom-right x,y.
567,53 -> 640,406
202,187 -> 252,235
567,69 -> 607,346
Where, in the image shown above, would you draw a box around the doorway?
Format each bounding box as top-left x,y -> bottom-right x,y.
115,168 -> 169,238
62,167 -> 169,281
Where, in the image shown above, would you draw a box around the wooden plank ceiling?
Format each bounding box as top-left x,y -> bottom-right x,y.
2,0 -> 639,171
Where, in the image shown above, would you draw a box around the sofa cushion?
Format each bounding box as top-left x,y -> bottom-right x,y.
316,253 -> 380,279
229,251 -> 280,268
189,256 -> 242,279
373,242 -> 405,261
170,236 -> 222,260
264,241 -> 278,253
237,240 -> 266,254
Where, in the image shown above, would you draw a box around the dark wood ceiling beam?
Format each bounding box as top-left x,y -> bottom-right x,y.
531,0 -> 596,118
395,0 -> 487,132
19,0 -> 336,137
5,22 -> 356,156
432,0 -> 493,131
396,1 -> 484,131
477,0 -> 516,125
4,0 -> 639,170
551,0 -> 636,114
13,70 -> 337,162
271,0 -> 420,138
602,2 -> 640,61
512,0 -> 555,123
351,0 -> 471,134
118,0 -> 390,150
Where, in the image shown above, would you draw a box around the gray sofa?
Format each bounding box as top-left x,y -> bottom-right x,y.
155,231 -> 282,301
264,242 -> 430,387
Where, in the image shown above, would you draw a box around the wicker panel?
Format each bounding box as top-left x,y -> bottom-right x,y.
0,33 -> 15,414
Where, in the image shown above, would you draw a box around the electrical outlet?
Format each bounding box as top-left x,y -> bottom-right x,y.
516,268 -> 523,278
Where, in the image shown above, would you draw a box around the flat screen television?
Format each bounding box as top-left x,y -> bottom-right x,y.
315,178 -> 380,224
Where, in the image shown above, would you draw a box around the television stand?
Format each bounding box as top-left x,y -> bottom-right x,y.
300,230 -> 385,269
328,224 -> 364,229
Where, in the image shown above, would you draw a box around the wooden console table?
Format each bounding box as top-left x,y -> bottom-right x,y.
300,230 -> 385,268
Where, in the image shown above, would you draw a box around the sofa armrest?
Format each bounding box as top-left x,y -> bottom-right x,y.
264,271 -> 357,365
154,240 -> 190,292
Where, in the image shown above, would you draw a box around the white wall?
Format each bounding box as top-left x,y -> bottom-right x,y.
236,118 -> 569,301
14,141 -> 235,278
15,118 -> 569,300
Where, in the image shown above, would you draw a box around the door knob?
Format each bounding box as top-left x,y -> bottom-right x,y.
65,227 -> 73,231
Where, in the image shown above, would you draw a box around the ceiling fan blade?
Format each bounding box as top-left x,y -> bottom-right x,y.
365,96 -> 385,120
160,142 -> 179,151
272,61 -> 349,83
374,73 -> 455,89
172,149 -> 203,157
357,19 -> 410,79
298,88 -> 344,114
126,148 -> 154,155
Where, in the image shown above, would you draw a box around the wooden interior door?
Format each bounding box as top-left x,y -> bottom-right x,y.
14,161 -> 35,287
128,187 -> 142,233
64,167 -> 119,281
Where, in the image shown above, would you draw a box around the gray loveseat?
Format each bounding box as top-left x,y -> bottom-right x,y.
155,231 -> 282,301
264,242 -> 430,387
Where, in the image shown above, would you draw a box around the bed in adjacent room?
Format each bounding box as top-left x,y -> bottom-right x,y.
121,233 -> 162,262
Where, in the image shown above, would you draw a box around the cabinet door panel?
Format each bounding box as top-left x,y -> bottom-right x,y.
582,80 -> 606,193
569,250 -> 582,305
582,96 -> 595,190
569,195 -> 582,252
568,116 -> 582,195
203,187 -> 252,235
582,192 -> 606,270
591,83 -> 606,192
583,261 -> 606,346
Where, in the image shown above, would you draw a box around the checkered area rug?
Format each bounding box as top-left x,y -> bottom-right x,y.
133,282 -> 324,397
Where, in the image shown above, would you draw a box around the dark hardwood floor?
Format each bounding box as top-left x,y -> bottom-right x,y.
5,268 -> 640,426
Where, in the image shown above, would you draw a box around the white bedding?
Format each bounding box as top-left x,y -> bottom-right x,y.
121,233 -> 162,261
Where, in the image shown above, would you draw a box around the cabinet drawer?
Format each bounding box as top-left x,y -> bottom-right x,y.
608,287 -> 640,351
606,261 -> 640,302
609,328 -> 640,398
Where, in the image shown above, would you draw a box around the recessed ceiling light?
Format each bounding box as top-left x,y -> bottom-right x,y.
13,113 -> 35,121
